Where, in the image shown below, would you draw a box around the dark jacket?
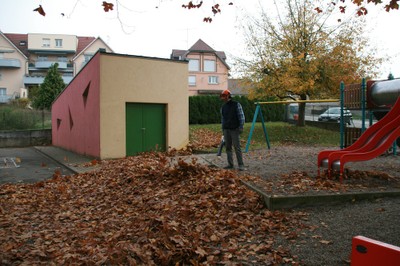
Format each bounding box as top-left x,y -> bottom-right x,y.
221,100 -> 241,129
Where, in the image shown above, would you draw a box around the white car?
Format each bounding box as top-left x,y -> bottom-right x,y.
318,107 -> 353,124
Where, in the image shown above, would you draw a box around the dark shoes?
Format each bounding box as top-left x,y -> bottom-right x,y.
223,165 -> 246,171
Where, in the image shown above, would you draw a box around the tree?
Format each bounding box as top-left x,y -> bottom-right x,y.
32,63 -> 66,110
235,0 -> 384,126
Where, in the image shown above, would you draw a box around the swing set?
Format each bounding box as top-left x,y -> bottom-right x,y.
245,99 -> 339,152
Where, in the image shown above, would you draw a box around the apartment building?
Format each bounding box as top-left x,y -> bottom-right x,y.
171,39 -> 230,96
0,31 -> 113,103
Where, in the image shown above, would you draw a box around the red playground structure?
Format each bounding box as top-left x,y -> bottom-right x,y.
318,78 -> 400,179
351,236 -> 400,265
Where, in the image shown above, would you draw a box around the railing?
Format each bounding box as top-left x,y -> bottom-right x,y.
23,76 -> 45,85
35,61 -> 67,69
24,74 -> 74,85
0,58 -> 21,68
0,95 -> 12,103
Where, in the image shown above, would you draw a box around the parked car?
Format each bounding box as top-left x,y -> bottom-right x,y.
318,107 -> 353,124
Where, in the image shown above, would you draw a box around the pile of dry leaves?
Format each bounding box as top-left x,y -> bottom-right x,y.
0,152 -> 308,265
189,128 -> 221,151
2,127 -> 398,265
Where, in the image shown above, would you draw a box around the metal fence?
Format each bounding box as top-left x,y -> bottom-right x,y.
0,107 -> 51,130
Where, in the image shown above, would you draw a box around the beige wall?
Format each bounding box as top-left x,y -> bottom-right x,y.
0,68 -> 26,96
0,36 -> 27,97
28,33 -> 77,52
99,53 -> 189,159
74,39 -> 113,75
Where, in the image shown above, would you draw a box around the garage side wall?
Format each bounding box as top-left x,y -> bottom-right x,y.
51,53 -> 101,157
99,54 -> 188,159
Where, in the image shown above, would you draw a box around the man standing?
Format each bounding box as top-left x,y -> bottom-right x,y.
220,89 -> 245,171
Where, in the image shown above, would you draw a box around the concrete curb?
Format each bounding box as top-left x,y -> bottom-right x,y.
33,146 -> 79,174
33,146 -> 100,175
241,180 -> 400,210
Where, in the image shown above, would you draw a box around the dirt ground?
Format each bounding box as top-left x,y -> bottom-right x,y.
203,145 -> 399,180
201,145 -> 400,265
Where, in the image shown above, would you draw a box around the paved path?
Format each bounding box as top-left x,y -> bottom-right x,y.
0,146 -> 213,185
0,146 -> 98,184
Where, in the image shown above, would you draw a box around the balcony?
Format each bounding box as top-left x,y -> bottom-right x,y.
23,75 -> 45,85
34,61 -> 67,69
0,58 -> 21,68
24,74 -> 74,85
0,89 -> 23,103
0,95 -> 11,103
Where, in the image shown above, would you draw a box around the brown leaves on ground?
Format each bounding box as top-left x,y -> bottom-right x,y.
250,170 -> 400,196
189,128 -> 221,151
0,152 -> 307,265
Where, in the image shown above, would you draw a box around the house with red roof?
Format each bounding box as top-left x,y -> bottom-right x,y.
0,31 -> 113,103
171,39 -> 230,96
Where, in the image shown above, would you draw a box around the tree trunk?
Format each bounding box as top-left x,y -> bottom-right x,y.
296,95 -> 307,127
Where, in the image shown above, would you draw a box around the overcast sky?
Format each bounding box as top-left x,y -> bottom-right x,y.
1,0 -> 399,79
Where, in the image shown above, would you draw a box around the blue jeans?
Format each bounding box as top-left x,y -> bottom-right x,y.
223,129 -> 244,167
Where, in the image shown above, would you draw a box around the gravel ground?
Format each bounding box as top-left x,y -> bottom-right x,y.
200,145 -> 400,265
283,197 -> 400,265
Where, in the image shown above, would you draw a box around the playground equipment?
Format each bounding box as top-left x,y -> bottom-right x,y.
318,78 -> 400,179
351,236 -> 400,266
245,99 -> 339,152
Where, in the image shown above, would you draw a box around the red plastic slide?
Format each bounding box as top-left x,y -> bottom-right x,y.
317,96 -> 400,177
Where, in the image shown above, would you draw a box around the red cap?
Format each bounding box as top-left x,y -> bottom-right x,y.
220,89 -> 231,96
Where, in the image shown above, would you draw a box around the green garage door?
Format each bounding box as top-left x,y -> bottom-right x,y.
126,103 -> 166,156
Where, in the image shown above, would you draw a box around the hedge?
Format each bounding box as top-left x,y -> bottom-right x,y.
189,95 -> 285,124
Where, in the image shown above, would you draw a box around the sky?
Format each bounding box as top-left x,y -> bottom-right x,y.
1,0 -> 399,79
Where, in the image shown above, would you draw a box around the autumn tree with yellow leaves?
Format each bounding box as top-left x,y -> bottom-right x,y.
235,0 -> 385,126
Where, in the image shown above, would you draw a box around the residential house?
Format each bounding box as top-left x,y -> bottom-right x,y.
0,31 -> 113,103
171,39 -> 230,96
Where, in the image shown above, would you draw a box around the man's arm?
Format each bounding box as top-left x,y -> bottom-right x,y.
237,103 -> 245,129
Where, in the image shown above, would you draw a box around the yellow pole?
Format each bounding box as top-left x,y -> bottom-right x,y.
256,99 -> 339,104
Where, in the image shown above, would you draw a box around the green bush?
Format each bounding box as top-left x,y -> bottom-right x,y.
189,95 -> 285,124
0,106 -> 51,130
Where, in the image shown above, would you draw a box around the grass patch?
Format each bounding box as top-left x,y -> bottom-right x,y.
190,122 -> 340,152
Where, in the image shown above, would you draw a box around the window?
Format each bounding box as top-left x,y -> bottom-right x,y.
42,38 -> 50,47
58,56 -> 67,62
0,53 -> 3,59
208,76 -> 218,84
188,59 -> 200,72
84,54 -> 93,62
188,76 -> 196,86
0,88 -> 6,96
55,39 -> 63,47
204,60 -> 216,72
